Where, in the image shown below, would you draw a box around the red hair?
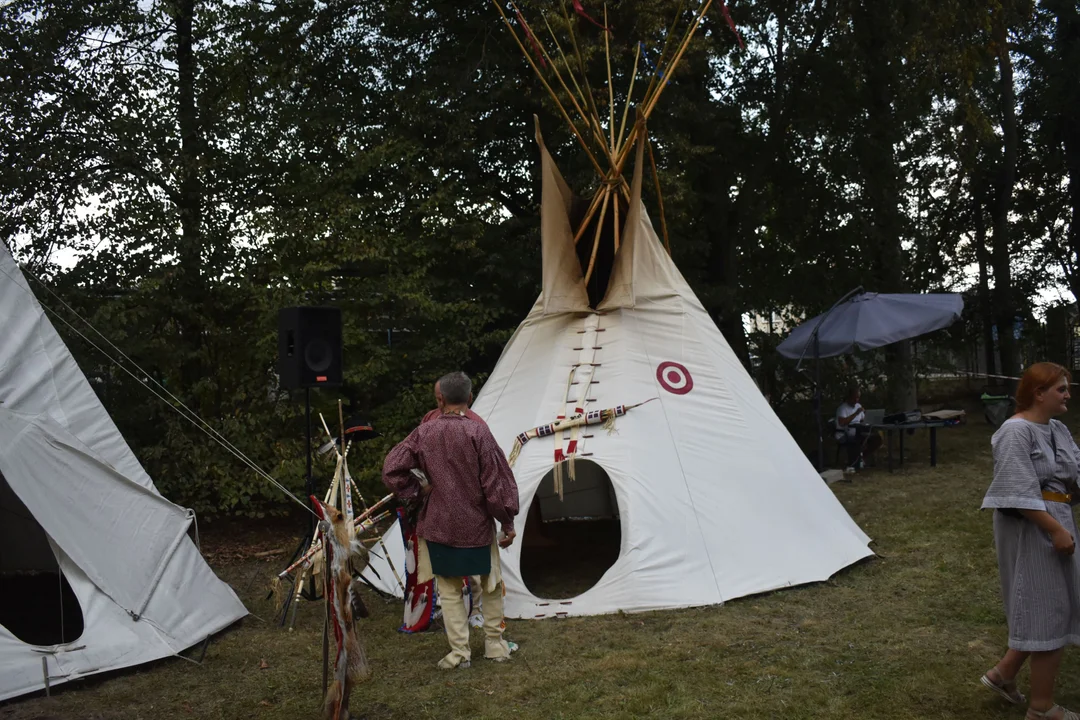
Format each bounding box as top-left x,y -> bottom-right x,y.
1015,362 -> 1072,412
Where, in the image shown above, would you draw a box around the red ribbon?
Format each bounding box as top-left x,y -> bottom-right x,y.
718,0 -> 745,50
572,0 -> 611,33
515,8 -> 547,67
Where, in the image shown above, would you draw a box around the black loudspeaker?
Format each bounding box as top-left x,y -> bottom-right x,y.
278,307 -> 343,389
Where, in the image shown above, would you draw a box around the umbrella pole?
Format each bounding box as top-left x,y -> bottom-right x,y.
814,332 -> 823,473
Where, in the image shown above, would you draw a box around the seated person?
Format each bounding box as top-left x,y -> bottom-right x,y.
835,384 -> 882,471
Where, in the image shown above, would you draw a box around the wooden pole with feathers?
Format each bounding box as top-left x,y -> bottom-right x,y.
491,0 -> 727,262
490,0 -> 743,491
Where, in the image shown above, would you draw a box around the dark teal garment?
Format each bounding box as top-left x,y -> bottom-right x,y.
426,540 -> 491,577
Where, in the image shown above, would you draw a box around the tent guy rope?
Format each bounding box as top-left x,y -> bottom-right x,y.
0,258 -> 318,518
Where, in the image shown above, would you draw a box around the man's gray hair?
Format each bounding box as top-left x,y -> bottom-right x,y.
439,371 -> 472,405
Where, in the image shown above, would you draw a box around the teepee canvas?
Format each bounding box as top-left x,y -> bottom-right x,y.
362,126 -> 873,618
362,3 -> 872,618
0,244 -> 247,701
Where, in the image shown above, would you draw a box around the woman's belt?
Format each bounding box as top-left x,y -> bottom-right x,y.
1042,490 -> 1073,503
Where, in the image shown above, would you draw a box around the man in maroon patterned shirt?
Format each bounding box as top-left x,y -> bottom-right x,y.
383,371 -> 519,669
420,379 -> 485,425
420,377 -> 487,629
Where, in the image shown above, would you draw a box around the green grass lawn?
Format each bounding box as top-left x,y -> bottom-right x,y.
5,408 -> 1080,719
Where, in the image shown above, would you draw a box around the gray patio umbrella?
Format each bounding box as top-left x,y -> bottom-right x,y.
776,288 -> 964,472
777,291 -> 965,360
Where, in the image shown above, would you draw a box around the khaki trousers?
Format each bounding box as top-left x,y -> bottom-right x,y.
435,573 -> 510,667
419,534 -> 509,668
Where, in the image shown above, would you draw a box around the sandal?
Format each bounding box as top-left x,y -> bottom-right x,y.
1026,706 -> 1080,719
981,670 -> 1025,705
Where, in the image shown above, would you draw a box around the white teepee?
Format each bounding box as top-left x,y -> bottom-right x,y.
0,244 -> 247,701
361,127 -> 873,618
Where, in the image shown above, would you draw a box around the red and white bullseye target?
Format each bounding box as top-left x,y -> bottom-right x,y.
656,361 -> 694,395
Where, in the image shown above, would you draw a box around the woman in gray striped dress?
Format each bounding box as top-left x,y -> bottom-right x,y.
980,362 -> 1080,720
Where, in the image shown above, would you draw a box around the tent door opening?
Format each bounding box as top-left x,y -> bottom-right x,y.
519,459 -> 621,600
0,471 -> 84,646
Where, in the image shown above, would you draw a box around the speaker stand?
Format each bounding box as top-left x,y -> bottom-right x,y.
276,387 -> 320,626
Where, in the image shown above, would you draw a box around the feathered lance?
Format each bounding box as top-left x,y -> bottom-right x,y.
312,497 -> 371,720
508,398 -> 656,499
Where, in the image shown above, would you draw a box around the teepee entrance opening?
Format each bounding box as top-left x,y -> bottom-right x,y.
0,471 -> 84,646
519,460 -> 621,599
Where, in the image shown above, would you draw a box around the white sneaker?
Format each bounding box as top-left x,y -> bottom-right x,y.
468,613 -> 484,628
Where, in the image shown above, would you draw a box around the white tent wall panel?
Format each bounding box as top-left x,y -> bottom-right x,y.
0,245 -> 247,701
0,413 -> 195,618
0,543 -> 174,701
358,519 -> 407,597
0,249 -> 156,491
144,539 -> 252,653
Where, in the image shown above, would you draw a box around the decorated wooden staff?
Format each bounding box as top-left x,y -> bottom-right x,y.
321,411 -> 406,594
508,398 -> 655,499
312,496 -> 371,720
277,496 -> 394,580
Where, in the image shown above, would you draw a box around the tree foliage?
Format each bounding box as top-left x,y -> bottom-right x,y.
1,0 -> 1075,515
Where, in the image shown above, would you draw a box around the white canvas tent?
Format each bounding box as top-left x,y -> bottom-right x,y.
361,126 -> 873,618
0,244 -> 247,701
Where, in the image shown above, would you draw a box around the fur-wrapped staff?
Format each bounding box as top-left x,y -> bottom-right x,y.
507,398 -> 656,498
312,497 -> 371,720
277,494 -> 394,580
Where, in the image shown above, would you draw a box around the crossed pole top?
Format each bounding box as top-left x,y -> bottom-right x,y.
492,0 -> 741,275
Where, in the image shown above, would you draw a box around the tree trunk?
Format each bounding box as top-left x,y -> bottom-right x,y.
679,49 -> 750,370
173,0 -> 205,400
990,12 -> 1020,379
706,174 -> 750,370
1055,1 -> 1080,302
852,1 -> 916,410
973,190 -> 997,378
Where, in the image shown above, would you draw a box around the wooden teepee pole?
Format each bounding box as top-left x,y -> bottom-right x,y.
637,0 -> 686,121
646,132 -> 671,253
562,3 -> 609,164
573,187 -> 607,245
604,4 -> 615,153
512,2 -> 610,162
616,40 -> 641,155
491,0 -> 607,179
613,190 -> 621,253
613,1 -> 711,179
583,186 -> 612,285
643,0 -> 713,118
542,13 -> 590,119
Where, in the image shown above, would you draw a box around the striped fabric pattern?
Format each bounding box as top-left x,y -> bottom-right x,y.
984,418 -> 1080,651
